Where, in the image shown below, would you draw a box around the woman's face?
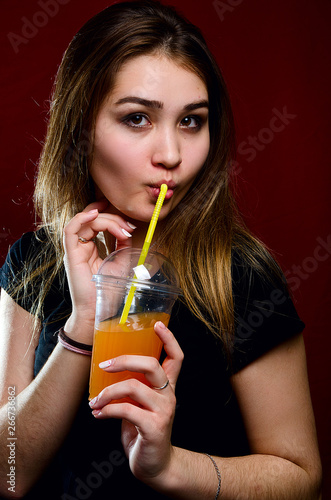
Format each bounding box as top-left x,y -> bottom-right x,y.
90,54 -> 210,223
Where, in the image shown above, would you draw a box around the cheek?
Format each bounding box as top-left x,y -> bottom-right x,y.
185,135 -> 210,177
92,135 -> 140,178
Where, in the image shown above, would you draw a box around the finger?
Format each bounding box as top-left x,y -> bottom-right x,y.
64,210 -> 134,250
82,215 -> 134,241
90,378 -> 157,411
90,379 -> 176,430
95,213 -> 135,251
154,322 -> 184,386
63,209 -> 99,251
91,398 -> 147,424
98,355 -> 169,391
82,201 -> 136,233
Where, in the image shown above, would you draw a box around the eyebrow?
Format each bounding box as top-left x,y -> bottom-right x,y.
114,96 -> 209,111
184,100 -> 209,111
115,97 -> 163,109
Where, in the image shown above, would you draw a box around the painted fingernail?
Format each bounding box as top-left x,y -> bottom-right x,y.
126,222 -> 137,230
121,228 -> 132,237
92,410 -> 102,417
99,359 -> 113,369
89,397 -> 98,408
156,321 -> 166,330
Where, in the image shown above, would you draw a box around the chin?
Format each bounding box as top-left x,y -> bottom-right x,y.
123,202 -> 172,223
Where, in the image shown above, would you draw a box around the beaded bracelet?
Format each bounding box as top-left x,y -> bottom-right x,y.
204,453 -> 221,499
57,327 -> 93,356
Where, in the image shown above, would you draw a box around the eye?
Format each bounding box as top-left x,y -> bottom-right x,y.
180,115 -> 202,130
122,113 -> 150,128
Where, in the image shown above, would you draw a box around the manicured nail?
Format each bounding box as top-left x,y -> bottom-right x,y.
99,359 -> 113,369
155,321 -> 166,330
121,228 -> 132,237
126,222 -> 137,230
89,397 -> 98,408
92,410 -> 102,417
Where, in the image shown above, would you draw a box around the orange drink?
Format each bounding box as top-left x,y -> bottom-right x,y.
89,311 -> 170,401
90,247 -> 181,403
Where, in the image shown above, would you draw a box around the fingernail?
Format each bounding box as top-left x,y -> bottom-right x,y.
155,321 -> 166,330
88,209 -> 98,214
89,396 -> 98,408
126,222 -> 137,230
99,359 -> 113,369
121,228 -> 132,237
92,410 -> 102,417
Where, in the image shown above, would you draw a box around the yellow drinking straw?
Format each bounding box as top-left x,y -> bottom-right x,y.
119,184 -> 168,324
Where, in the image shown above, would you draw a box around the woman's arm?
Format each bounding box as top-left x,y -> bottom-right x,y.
91,332 -> 322,499
163,333 -> 322,498
0,290 -> 92,498
227,332 -> 322,498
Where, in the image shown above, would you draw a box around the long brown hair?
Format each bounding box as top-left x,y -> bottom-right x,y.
31,0 -> 283,356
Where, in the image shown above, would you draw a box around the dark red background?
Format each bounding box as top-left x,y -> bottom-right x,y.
1,0 -> 330,495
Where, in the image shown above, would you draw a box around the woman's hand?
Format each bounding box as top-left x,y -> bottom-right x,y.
89,321 -> 184,485
63,200 -> 135,338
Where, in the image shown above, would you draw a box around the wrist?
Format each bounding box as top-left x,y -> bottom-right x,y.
144,447 -> 222,499
64,314 -> 95,345
141,446 -> 179,494
58,328 -> 92,355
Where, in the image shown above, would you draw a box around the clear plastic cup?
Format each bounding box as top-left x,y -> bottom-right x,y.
89,247 -> 182,401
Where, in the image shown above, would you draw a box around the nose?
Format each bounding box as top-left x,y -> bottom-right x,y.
151,128 -> 182,169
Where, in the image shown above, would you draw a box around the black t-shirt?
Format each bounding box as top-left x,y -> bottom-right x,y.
0,231 -> 305,499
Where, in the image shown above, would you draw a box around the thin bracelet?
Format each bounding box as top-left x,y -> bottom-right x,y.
57,327 -> 93,356
204,453 -> 221,500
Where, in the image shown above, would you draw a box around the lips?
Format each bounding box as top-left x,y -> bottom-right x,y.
149,181 -> 176,200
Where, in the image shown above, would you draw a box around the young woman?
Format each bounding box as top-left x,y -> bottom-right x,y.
0,1 -> 322,498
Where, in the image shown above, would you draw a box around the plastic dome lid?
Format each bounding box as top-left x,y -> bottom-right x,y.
93,247 -> 182,295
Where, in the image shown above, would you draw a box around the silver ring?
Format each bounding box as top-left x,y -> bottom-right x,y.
78,236 -> 95,244
152,379 -> 170,391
